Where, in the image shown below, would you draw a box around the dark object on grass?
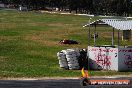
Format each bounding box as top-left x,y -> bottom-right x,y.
59,39 -> 78,44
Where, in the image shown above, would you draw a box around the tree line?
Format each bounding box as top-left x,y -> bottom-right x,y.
0,0 -> 132,16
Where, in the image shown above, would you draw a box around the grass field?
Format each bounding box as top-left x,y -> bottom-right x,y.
0,9 -> 132,78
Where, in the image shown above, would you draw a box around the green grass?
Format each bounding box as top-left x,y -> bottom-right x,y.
0,9 -> 132,78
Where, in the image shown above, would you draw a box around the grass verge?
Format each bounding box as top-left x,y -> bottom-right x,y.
0,9 -> 132,78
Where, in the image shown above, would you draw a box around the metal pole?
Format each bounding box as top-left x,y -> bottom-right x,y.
88,20 -> 91,46
88,18 -> 91,77
130,29 -> 132,40
118,29 -> 120,47
88,18 -> 91,47
94,35 -> 96,46
112,27 -> 114,46
94,23 -> 96,46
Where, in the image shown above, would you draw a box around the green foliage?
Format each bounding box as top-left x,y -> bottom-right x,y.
1,0 -> 132,16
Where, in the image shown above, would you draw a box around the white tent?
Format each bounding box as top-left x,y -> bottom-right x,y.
83,19 -> 132,46
83,19 -> 132,30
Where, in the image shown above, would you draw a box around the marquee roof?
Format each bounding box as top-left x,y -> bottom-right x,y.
83,19 -> 132,30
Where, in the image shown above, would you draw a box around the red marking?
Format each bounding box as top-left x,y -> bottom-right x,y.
95,53 -> 111,67
90,48 -> 117,52
124,55 -> 132,68
119,49 -> 132,52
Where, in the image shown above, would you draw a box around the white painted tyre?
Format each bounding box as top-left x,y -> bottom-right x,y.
57,52 -> 65,57
66,55 -> 73,58
64,50 -> 74,55
67,58 -> 78,62
69,66 -> 80,70
66,54 -> 77,58
68,61 -> 78,64
68,63 -> 79,67
60,64 -> 68,67
59,59 -> 67,62
61,50 -> 67,54
59,61 -> 67,64
67,57 -> 77,61
60,65 -> 68,68
69,66 -> 80,68
67,49 -> 75,51
58,56 -> 66,60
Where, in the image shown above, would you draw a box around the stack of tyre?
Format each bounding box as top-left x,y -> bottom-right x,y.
57,49 -> 80,70
65,49 -> 80,70
57,51 -> 68,69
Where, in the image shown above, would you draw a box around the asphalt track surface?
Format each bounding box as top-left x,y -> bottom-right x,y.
0,78 -> 132,88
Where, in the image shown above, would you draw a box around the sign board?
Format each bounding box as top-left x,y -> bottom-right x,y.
88,46 -> 132,71
90,79 -> 130,85
118,48 -> 132,71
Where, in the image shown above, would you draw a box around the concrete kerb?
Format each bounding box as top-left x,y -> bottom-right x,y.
0,77 -> 79,81
0,75 -> 132,80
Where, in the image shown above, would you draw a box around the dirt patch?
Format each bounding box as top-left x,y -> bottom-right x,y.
0,23 -> 19,29
0,36 -> 11,42
24,34 -> 58,47
26,22 -> 46,26
100,32 -> 122,38
47,23 -> 67,27
0,56 -> 8,61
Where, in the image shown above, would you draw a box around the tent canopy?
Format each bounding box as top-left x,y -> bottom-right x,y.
83,19 -> 132,30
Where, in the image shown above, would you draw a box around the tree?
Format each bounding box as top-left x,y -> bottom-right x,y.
1,0 -> 132,16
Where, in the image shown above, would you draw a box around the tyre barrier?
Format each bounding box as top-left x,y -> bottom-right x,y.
57,49 -> 81,70
57,51 -> 67,69
57,49 -> 87,70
